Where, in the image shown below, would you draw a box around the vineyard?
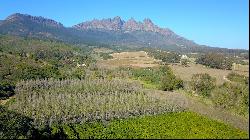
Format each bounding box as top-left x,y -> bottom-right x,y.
8,78 -> 185,127
42,112 -> 249,139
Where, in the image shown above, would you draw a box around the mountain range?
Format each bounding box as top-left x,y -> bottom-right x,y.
0,13 -> 247,53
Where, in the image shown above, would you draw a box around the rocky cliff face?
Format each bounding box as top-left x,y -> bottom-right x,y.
73,17 -> 175,37
73,16 -> 125,31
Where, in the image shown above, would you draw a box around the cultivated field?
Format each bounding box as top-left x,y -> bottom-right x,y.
97,51 -> 160,68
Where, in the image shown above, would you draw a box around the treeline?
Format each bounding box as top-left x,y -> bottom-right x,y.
195,53 -> 233,70
144,48 -> 181,63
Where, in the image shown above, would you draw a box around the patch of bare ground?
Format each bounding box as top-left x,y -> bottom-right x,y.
145,89 -> 249,132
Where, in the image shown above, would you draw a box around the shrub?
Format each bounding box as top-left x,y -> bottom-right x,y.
180,58 -> 188,66
190,73 -> 216,96
160,66 -> 183,91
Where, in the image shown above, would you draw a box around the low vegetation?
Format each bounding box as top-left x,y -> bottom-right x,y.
42,112 -> 249,139
211,72 -> 249,116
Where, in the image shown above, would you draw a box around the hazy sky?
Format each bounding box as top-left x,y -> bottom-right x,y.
0,0 -> 249,49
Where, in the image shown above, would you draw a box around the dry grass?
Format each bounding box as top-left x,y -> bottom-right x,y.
232,63 -> 249,73
97,51 -> 160,68
169,63 -> 249,85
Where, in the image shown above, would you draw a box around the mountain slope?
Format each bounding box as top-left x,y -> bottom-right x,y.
0,13 -> 248,54
73,17 -> 198,48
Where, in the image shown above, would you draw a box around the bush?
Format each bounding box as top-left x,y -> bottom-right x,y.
190,73 -> 216,96
160,66 -> 183,91
180,58 -> 188,66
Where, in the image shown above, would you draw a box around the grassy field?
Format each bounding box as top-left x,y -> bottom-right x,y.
97,51 -> 160,68
52,111 -> 248,139
169,63 -> 249,85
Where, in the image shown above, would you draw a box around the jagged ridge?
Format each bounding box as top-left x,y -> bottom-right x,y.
73,17 -> 175,37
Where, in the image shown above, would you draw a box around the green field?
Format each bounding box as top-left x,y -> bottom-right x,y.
52,112 -> 248,139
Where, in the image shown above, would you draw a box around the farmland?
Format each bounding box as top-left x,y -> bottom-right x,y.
97,51 -> 160,68
0,36 -> 249,139
97,51 -> 249,85
49,112 -> 248,139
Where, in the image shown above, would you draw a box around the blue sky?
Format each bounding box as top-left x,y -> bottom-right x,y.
0,0 -> 249,49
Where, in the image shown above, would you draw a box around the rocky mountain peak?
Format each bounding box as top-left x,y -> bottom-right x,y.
143,18 -> 154,25
142,18 -> 157,32
123,18 -> 142,31
73,16 -> 176,36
